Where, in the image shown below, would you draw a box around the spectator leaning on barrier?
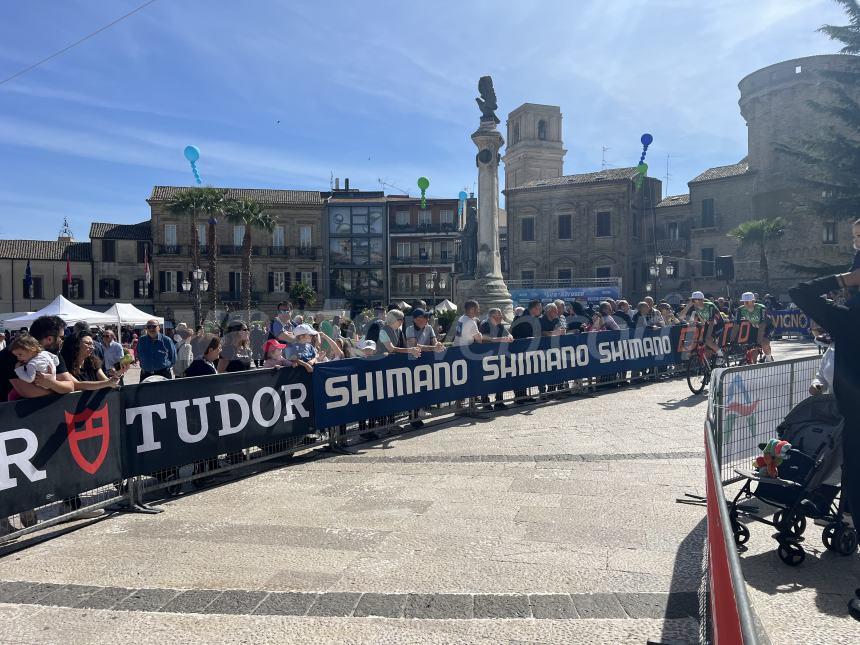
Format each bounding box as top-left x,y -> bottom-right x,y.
378,310 -> 420,357
286,323 -> 319,373
60,330 -> 122,391
218,322 -> 254,373
788,267 -> 860,620
540,303 -> 564,337
406,309 -> 444,352
657,302 -> 680,325
137,319 -> 176,380
269,301 -> 295,342
480,307 -> 513,410
566,301 -> 590,334
614,300 -> 633,328
453,300 -> 482,347
633,301 -> 664,328
185,334 -> 222,377
3,315 -> 74,400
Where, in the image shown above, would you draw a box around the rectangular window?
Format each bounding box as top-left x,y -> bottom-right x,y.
352,207 -> 369,234
701,199 -> 715,228
99,278 -> 120,299
369,208 -> 384,233
440,241 -> 452,261
165,271 -> 177,293
102,240 -> 116,263
23,276 -> 43,299
418,210 -> 432,226
396,242 -> 411,259
272,225 -> 285,248
330,207 -> 351,235
596,212 -> 611,237
330,238 -> 351,264
701,247 -> 715,277
272,271 -> 287,293
418,243 -> 429,260
823,222 -> 837,244
521,217 -> 535,241
667,222 -> 679,240
64,278 -> 84,300
299,225 -> 312,248
198,223 -> 207,247
397,273 -> 411,292
228,271 -> 243,295
352,238 -> 369,265
369,238 -> 383,264
521,270 -> 535,287
594,266 -> 611,278
233,225 -> 245,247
164,224 -> 177,246
558,214 -> 572,240
440,209 -> 454,226
557,268 -> 572,281
134,278 -> 149,299
301,271 -> 313,286
396,210 -> 410,226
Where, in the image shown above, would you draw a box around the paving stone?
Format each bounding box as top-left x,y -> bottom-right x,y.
353,592 -> 407,618
404,593 -> 474,619
473,593 -> 531,618
74,586 -> 135,609
529,593 -> 579,619
201,590 -> 268,615
254,592 -> 317,616
114,588 -> 180,612
35,584 -> 101,608
571,593 -> 627,619
157,589 -> 222,614
306,591 -> 362,616
617,591 -> 699,619
0,581 -> 64,604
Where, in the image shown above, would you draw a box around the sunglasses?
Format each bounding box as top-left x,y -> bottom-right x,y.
278,310 -> 290,314
146,324 -> 158,329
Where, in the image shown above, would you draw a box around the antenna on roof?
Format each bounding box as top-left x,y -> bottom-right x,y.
58,217 -> 74,242
601,146 -> 612,170
330,171 -> 334,190
664,153 -> 671,195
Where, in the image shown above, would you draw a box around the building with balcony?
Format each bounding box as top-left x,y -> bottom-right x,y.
147,186 -> 324,322
387,197 -> 462,306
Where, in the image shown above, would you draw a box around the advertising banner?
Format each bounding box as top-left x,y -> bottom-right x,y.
509,286 -> 622,305
0,390 -> 123,518
768,308 -> 812,336
313,326 -> 685,427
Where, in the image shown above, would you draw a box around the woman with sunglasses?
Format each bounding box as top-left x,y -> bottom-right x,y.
217,321 -> 254,373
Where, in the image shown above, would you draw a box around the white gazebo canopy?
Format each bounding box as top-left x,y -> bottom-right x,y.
0,311 -> 34,328
434,299 -> 457,313
103,303 -> 164,326
5,296 -> 116,327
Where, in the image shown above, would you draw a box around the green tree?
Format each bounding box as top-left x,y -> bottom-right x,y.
166,187 -> 227,322
289,281 -> 317,310
778,1 -> 860,225
728,217 -> 786,291
225,199 -> 277,323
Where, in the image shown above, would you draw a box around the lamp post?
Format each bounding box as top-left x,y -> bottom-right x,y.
648,254 -> 675,301
426,270 -> 447,307
181,266 -> 209,329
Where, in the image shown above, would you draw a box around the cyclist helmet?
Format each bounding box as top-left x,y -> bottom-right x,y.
740,292 -> 755,303
691,291 -> 705,300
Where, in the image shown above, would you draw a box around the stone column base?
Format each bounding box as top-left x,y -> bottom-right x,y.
455,277 -> 514,323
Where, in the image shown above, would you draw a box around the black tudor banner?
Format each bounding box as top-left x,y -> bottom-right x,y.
313,326 -> 687,427
122,366 -> 314,476
0,390 -> 123,518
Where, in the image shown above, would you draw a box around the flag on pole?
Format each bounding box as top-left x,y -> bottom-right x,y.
144,246 -> 151,284
65,257 -> 72,286
24,260 -> 32,299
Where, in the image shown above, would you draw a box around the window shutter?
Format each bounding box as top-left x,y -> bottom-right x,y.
78,279 -> 85,299
285,272 -> 291,288
159,271 -> 166,294
22,278 -> 28,298
134,280 -> 141,299
295,272 -> 301,287
268,272 -> 274,293
177,271 -> 183,292
114,279 -> 121,299
229,272 -> 236,294
62,280 -> 69,297
312,272 -> 318,291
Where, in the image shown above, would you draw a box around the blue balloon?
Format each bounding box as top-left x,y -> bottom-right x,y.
184,145 -> 200,163
640,133 -> 653,147
458,191 -> 468,200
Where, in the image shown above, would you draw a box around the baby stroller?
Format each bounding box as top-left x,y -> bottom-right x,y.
728,394 -> 855,566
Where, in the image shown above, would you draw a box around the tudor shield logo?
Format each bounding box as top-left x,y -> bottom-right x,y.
65,406 -> 110,475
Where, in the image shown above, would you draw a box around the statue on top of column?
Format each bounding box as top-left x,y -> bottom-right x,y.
476,76 -> 500,125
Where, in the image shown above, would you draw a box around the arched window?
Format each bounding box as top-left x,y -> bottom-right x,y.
512,122 -> 520,145
538,119 -> 547,140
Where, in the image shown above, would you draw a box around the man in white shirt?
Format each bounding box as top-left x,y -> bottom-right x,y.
454,300 -> 482,347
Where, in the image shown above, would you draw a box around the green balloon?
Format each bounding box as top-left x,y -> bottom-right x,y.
417,176 -> 430,190
637,162 -> 648,175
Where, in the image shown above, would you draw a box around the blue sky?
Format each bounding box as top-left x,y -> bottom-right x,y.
0,0 -> 848,240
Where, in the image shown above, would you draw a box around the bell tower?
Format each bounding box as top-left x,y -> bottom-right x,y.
502,103 -> 566,190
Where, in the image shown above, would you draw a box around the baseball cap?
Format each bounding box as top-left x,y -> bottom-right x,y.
691,291 -> 705,300
356,339 -> 376,351
263,339 -> 286,355
740,292 -> 755,303
293,323 -> 318,336
412,308 -> 429,319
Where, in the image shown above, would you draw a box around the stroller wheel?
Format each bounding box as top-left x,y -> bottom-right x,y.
823,523 -> 840,550
777,541 -> 805,566
775,510 -> 806,538
834,526 -> 859,556
732,522 -> 750,546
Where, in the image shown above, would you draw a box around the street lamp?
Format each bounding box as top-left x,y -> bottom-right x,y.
648,256 -> 675,301
181,267 -> 209,328
426,270 -> 447,306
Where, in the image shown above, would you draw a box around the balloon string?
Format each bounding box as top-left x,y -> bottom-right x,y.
190,161 -> 202,184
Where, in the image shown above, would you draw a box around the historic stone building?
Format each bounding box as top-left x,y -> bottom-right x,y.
654,54 -> 860,300
147,186 -> 325,324
504,103 -> 661,297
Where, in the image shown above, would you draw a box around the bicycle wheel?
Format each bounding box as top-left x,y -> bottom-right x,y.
686,355 -> 710,395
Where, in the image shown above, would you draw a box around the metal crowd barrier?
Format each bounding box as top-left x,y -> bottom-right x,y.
710,356 -> 820,485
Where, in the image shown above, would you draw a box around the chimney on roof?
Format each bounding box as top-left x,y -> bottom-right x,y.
344,178 -> 350,190
335,177 -> 340,190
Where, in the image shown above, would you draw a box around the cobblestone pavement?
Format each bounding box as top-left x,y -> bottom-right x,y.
0,341 -> 846,644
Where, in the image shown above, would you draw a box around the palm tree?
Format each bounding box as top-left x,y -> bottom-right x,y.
728,217 -> 786,291
166,187 -> 227,324
225,199 -> 277,324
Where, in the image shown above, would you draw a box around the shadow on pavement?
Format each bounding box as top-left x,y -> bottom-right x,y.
660,516 -> 706,644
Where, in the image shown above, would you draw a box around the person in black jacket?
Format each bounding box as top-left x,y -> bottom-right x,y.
789,268 -> 860,620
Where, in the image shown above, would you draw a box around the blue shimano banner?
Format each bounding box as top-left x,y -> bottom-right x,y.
312,326 -> 685,427
768,308 -> 812,336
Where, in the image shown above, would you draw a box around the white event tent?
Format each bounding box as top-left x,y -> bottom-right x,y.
5,296 -> 117,327
434,299 -> 457,313
103,303 -> 164,327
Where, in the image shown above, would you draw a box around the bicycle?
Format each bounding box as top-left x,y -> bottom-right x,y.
685,337 -> 717,395
738,342 -> 765,366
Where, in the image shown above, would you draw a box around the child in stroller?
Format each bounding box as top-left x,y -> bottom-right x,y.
728,394 -> 856,566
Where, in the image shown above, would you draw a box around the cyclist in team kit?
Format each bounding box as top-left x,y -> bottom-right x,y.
735,291 -> 774,362
678,290 -> 727,365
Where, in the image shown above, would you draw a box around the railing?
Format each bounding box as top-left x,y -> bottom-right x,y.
219,245 -> 262,256
392,256 -> 453,265
268,246 -> 289,257
390,223 -> 457,234
292,246 -> 320,259
653,238 -> 690,254
219,291 -> 264,303
158,244 -> 183,255
505,277 -> 623,289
